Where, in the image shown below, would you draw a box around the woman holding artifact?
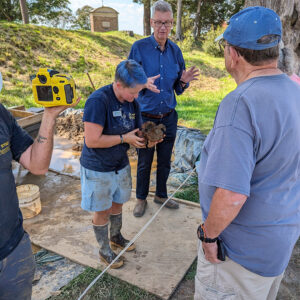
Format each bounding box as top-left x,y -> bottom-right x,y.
80,59 -> 160,268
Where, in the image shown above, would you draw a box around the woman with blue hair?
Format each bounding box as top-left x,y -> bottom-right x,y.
80,59 -> 159,268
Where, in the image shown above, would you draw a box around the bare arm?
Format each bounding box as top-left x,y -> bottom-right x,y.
84,122 -> 146,149
201,187 -> 247,263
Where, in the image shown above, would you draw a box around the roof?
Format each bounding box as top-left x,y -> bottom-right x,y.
90,6 -> 119,15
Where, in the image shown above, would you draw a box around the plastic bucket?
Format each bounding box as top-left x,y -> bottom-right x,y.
16,184 -> 41,219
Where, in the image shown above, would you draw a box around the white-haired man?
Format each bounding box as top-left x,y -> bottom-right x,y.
129,0 -> 199,217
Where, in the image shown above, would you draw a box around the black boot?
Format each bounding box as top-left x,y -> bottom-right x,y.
93,222 -> 124,269
110,213 -> 136,252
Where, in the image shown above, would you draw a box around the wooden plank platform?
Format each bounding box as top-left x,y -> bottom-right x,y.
20,171 -> 202,300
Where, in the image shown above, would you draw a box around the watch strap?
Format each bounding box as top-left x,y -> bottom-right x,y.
197,224 -> 218,243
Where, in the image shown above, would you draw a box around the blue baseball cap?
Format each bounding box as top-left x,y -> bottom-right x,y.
217,6 -> 282,50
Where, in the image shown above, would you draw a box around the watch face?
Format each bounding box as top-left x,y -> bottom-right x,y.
197,225 -> 204,241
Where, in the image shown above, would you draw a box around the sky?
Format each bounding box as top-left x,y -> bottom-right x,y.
69,0 -> 144,35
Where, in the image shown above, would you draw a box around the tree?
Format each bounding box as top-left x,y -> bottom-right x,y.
167,0 -> 244,41
49,10 -> 74,29
19,0 -> 29,24
72,5 -> 93,30
0,0 -> 71,25
143,0 -> 151,36
175,0 -> 183,40
133,0 -> 151,36
192,0 -> 202,39
0,0 -> 22,21
244,0 -> 300,75
29,0 -> 71,24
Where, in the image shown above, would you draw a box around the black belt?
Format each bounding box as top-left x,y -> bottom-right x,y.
142,109 -> 174,119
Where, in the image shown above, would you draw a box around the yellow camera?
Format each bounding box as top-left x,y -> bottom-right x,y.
31,68 -> 77,107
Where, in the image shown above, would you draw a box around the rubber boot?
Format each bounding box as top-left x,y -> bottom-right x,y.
110,213 -> 136,252
93,222 -> 124,269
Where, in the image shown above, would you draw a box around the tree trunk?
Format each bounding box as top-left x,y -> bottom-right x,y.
175,0 -> 183,41
244,0 -> 300,75
193,0 -> 202,39
19,0 -> 29,24
143,0 -> 151,36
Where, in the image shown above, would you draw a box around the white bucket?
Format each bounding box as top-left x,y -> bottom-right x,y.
16,184 -> 41,219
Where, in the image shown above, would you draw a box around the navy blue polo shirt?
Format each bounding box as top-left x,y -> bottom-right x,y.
0,104 -> 33,260
80,84 -> 142,172
128,34 -> 189,114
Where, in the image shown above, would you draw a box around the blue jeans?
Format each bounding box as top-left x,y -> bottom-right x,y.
0,232 -> 35,300
136,110 -> 178,200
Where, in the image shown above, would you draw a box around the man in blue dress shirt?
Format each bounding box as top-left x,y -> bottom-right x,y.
129,0 -> 199,217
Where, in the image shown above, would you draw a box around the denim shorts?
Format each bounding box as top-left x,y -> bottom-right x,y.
80,164 -> 132,212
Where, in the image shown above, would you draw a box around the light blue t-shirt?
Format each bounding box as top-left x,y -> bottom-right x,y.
197,74 -> 300,277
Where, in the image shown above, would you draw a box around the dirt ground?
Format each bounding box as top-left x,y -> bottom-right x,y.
56,112 -> 137,157
56,113 -> 84,151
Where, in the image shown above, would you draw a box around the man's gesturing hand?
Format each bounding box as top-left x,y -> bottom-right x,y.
180,66 -> 200,84
146,74 -> 160,93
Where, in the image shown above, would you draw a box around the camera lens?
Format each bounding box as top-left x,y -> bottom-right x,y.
38,75 -> 47,84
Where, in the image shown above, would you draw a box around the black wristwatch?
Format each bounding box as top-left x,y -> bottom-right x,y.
197,223 -> 218,243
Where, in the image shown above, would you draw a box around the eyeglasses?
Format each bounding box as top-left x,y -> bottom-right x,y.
218,39 -> 229,52
153,20 -> 173,28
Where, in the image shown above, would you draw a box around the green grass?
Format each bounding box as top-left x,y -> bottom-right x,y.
47,267 -> 160,300
174,184 -> 199,203
184,259 -> 197,280
0,21 -> 236,133
47,261 -> 198,300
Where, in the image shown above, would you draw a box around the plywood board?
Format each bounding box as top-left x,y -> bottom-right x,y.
8,107 -> 43,128
21,171 -> 202,300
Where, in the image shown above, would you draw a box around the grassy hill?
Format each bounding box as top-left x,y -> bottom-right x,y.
0,21 -> 236,134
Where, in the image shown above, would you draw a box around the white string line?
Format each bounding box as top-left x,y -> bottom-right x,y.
78,167 -> 196,300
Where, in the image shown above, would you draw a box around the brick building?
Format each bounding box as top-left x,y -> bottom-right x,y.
90,6 -> 119,32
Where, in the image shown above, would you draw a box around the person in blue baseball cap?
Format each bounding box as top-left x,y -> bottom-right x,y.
0,71 -> 79,298
195,6 -> 300,300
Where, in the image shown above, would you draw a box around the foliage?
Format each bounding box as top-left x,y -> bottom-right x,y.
167,0 -> 244,40
47,10 -> 74,29
72,5 -> 93,30
202,25 -> 224,57
0,0 -> 71,25
29,0 -> 71,25
0,0 -> 21,21
175,29 -> 196,52
191,0 -> 245,33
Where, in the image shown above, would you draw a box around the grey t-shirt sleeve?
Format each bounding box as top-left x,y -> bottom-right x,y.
200,125 -> 255,196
